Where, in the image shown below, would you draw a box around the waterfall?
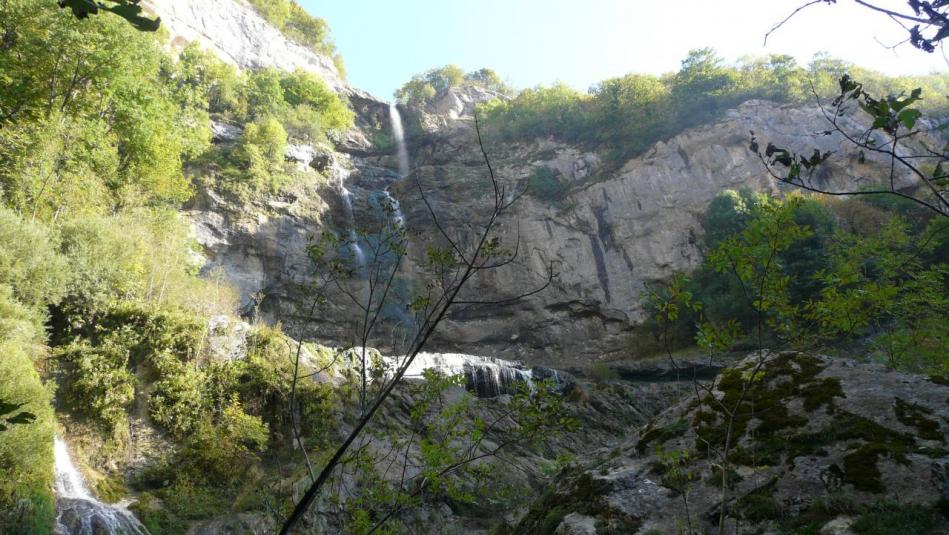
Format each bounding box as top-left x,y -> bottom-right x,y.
385,104 -> 410,229
381,190 -> 405,228
54,437 -> 149,535
379,352 -> 545,398
332,158 -> 367,269
388,104 -> 410,178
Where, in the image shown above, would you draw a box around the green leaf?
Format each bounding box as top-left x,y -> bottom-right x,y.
897,108 -> 922,130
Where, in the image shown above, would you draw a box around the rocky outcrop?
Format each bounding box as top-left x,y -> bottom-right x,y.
384,98 -> 918,365
142,0 -> 351,93
188,88 -> 924,367
513,352 -> 949,534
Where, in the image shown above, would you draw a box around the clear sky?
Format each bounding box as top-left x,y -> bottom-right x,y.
300,0 -> 949,100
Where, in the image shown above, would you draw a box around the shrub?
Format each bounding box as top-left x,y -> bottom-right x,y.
0,208 -> 70,310
0,306 -> 56,533
149,353 -> 208,437
528,167 -> 568,202
56,340 -> 136,429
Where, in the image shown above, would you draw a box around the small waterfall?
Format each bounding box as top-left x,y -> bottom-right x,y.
333,159 -> 367,269
388,104 -> 411,178
381,190 -> 405,228
54,438 -> 148,535
382,352 -> 543,398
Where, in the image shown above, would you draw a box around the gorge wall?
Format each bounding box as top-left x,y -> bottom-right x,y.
152,0 -> 915,367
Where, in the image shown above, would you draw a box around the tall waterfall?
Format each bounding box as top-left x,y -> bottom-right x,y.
386,104 -> 409,228
54,438 -> 149,535
388,104 -> 410,178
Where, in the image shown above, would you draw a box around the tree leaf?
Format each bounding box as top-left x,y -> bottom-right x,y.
897,108 -> 922,130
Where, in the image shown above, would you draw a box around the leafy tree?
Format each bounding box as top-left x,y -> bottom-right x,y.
770,1 -> 949,54
753,74 -> 948,217
1,0 -> 210,215
396,65 -> 511,105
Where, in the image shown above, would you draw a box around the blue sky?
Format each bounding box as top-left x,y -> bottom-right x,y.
301,0 -> 949,100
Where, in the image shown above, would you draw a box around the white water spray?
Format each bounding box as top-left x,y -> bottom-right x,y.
388,104 -> 411,178
385,104 -> 410,229
54,437 -> 149,535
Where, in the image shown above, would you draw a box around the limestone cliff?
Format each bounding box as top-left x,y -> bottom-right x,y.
142,0 -> 352,94
186,90 -> 920,366
153,0 -> 923,366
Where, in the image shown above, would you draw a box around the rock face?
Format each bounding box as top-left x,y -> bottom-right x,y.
155,0 -> 926,366
513,352 -> 949,534
381,96 -> 916,365
187,87 -> 923,366
142,0 -> 350,93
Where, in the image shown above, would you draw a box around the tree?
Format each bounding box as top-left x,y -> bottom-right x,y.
751,74 -> 949,218
767,1 -> 949,54
278,118 -> 555,534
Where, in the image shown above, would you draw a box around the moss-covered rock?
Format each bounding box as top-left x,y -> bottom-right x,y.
515,352 -> 949,534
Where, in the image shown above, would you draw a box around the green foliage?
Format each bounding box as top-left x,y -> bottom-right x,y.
149,353 -> 208,437
175,44 -> 247,121
528,166 -> 568,202
806,218 -> 949,374
0,291 -> 55,532
0,208 -> 70,310
56,340 -> 136,429
395,65 -> 511,105
0,0 -> 210,218
176,400 -> 269,486
59,210 -> 236,316
851,501 -> 942,535
478,50 -> 949,168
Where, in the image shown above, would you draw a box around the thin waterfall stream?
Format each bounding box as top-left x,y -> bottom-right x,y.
54,437 -> 149,535
386,104 -> 409,226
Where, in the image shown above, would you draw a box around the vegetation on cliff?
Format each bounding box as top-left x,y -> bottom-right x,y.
471,50 -> 948,167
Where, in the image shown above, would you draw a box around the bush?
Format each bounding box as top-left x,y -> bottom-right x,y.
0,208 -> 70,310
56,340 -> 136,430
0,297 -> 55,533
178,401 -> 268,486
529,167 -> 568,203
149,353 -> 208,437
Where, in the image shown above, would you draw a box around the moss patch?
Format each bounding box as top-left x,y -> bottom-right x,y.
851,501 -> 943,535
893,398 -> 943,442
513,473 -> 640,535
636,418 -> 689,454
95,474 -> 129,504
694,353 -> 844,465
